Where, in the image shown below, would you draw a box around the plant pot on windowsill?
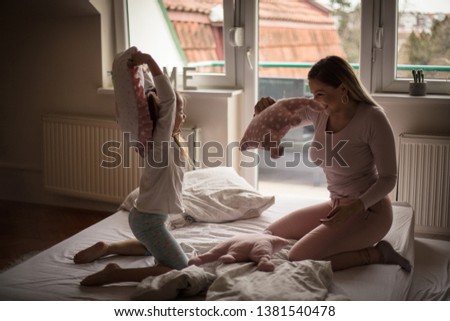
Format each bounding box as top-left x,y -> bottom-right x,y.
409,81 -> 427,96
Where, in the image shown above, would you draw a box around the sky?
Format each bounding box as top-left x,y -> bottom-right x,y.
316,0 -> 450,14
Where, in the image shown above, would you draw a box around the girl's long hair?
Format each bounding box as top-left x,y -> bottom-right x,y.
147,90 -> 194,169
173,92 -> 195,170
145,88 -> 159,133
173,133 -> 194,170
307,55 -> 379,107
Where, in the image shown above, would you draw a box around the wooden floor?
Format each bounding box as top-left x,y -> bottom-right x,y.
0,200 -> 111,270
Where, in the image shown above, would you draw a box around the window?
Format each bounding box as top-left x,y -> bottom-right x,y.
115,0 -> 449,189
367,0 -> 450,94
122,0 -> 238,89
257,0 -> 363,197
118,0 -> 450,93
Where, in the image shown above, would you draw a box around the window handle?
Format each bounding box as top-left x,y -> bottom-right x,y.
375,27 -> 383,49
246,47 -> 254,70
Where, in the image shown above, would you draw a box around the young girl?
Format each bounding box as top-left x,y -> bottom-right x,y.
73,51 -> 189,286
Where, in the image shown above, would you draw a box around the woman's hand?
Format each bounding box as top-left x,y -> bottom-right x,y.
307,99 -> 326,112
320,199 -> 365,226
254,96 -> 276,116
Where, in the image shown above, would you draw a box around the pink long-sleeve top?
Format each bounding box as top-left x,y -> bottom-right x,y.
304,102 -> 397,210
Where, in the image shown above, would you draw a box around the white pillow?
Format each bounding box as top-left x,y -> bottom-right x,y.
119,188 -> 193,230
119,167 -> 275,229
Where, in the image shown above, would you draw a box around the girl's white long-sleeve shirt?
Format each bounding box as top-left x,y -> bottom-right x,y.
135,75 -> 185,215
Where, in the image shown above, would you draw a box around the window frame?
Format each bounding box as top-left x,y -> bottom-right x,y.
116,0 -> 449,95
117,0 -> 239,90
367,0 -> 449,95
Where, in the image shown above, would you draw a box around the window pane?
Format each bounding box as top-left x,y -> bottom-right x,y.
397,0 -> 450,81
258,0 -> 361,97
162,0 -> 226,75
257,0 -> 361,197
127,0 -> 234,89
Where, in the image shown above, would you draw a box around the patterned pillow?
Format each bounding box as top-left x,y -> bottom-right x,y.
240,97 -> 323,158
112,46 -> 155,155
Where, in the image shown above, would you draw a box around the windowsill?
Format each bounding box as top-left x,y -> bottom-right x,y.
179,88 -> 243,98
97,87 -> 243,98
373,92 -> 450,101
100,87 -> 448,101
97,87 -> 114,95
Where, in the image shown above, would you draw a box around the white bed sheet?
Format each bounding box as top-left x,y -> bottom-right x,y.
330,202 -> 415,300
406,237 -> 450,300
0,195 -> 416,301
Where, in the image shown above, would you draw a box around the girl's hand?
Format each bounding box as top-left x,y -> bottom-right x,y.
128,51 -> 151,67
320,200 -> 365,226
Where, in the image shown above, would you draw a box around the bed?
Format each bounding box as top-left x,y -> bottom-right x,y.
0,167 -> 449,301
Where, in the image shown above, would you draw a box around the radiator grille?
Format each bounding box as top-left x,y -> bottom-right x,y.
397,133 -> 450,235
43,114 -> 199,203
43,114 -> 143,203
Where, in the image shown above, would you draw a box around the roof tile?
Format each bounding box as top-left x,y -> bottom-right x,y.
163,0 -> 344,76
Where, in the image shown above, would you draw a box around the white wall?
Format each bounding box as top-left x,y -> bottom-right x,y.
375,95 -> 450,140
0,3 -> 119,211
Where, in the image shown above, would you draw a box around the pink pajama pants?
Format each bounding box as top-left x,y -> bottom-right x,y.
266,196 -> 393,270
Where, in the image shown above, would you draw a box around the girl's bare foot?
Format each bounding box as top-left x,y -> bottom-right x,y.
74,241 -> 109,264
376,240 -> 412,272
80,263 -> 121,286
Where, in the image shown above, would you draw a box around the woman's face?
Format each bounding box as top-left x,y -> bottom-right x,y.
308,79 -> 344,114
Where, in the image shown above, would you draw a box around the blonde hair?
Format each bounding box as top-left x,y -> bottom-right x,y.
147,89 -> 193,168
308,56 -> 379,107
173,92 -> 194,169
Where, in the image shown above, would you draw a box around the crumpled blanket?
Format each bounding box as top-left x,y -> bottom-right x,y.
132,265 -> 215,300
207,259 -> 349,301
132,257 -> 349,301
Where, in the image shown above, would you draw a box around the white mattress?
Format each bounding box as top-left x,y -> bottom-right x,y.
407,237 -> 450,300
330,202 -> 415,300
0,195 -> 429,301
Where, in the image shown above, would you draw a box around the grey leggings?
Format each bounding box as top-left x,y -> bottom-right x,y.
129,208 -> 188,270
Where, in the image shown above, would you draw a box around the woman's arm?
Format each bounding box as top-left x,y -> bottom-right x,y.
359,108 -> 397,210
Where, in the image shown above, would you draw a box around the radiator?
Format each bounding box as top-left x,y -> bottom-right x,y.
43,114 -> 199,204
397,133 -> 450,235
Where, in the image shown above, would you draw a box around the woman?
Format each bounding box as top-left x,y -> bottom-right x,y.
263,56 -> 411,271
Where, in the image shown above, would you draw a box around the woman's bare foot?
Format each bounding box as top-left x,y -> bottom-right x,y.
376,240 -> 412,272
74,241 -> 110,264
80,263 -> 121,286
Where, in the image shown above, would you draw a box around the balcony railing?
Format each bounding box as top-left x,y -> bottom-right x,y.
188,61 -> 450,72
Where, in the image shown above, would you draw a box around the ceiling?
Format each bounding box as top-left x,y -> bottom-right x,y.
5,0 -> 98,18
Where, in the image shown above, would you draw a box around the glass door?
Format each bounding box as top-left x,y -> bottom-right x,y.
256,0 -> 361,198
